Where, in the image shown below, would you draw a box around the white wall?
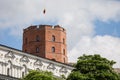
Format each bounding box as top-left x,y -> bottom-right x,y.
0,45 -> 74,78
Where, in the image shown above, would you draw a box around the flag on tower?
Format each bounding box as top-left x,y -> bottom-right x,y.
43,9 -> 46,14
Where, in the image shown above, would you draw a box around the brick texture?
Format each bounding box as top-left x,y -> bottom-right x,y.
22,25 -> 68,63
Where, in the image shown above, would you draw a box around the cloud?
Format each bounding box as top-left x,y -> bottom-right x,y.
68,35 -> 120,67
0,0 -> 120,67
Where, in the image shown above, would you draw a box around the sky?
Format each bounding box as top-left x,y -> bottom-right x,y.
0,0 -> 120,68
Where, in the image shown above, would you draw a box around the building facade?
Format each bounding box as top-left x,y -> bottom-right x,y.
0,25 -> 73,79
0,44 -> 74,79
22,25 -> 68,63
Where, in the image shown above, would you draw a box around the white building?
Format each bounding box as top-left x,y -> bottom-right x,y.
0,44 -> 74,80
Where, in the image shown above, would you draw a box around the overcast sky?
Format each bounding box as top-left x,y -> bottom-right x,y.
0,0 -> 120,68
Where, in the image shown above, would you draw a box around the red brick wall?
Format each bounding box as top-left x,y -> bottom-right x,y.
22,25 -> 68,63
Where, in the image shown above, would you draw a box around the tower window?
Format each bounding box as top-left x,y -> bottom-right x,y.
52,47 -> 55,52
36,47 -> 39,53
25,49 -> 27,52
63,38 -> 65,44
63,49 -> 65,55
52,35 -> 55,41
36,35 -> 40,41
51,58 -> 56,61
64,58 -> 65,63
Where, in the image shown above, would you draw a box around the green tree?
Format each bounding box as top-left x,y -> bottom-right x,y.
21,70 -> 60,80
67,54 -> 120,80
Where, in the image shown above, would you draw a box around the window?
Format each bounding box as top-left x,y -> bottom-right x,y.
63,49 -> 65,55
36,47 -> 39,53
22,72 -> 25,77
36,35 -> 40,41
25,49 -> 27,52
52,47 -> 55,52
64,58 -> 65,63
52,35 -> 55,41
36,68 -> 40,71
63,38 -> 65,44
7,68 -> 10,76
51,58 -> 56,61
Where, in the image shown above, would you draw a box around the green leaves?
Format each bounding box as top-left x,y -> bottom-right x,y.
67,54 -> 120,80
67,71 -> 87,80
21,70 -> 60,80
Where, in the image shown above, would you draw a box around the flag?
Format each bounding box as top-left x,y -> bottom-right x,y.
43,9 -> 46,14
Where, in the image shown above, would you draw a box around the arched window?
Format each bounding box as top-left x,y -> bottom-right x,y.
63,38 -> 65,44
7,60 -> 12,76
7,68 -> 10,76
36,47 -> 39,53
22,72 -> 25,77
52,47 -> 55,52
64,58 -> 65,63
25,49 -> 27,52
52,35 -> 55,41
63,49 -> 65,55
51,58 -> 56,61
23,64 -> 27,75
36,68 -> 40,71
36,35 -> 40,41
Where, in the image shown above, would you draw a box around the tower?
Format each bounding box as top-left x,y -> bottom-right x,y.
22,25 -> 68,63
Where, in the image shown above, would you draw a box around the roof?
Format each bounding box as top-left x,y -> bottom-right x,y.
0,44 -> 74,68
114,68 -> 120,73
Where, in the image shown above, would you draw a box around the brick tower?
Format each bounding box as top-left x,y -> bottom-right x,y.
22,25 -> 68,63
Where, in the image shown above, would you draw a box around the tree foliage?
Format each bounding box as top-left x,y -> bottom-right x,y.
21,70 -> 60,80
67,54 -> 120,80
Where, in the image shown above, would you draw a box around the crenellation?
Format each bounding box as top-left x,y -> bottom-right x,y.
27,25 -> 37,30
54,25 -> 66,32
24,25 -> 66,32
39,25 -> 46,29
54,25 -> 62,30
44,25 -> 53,29
24,25 -> 37,32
